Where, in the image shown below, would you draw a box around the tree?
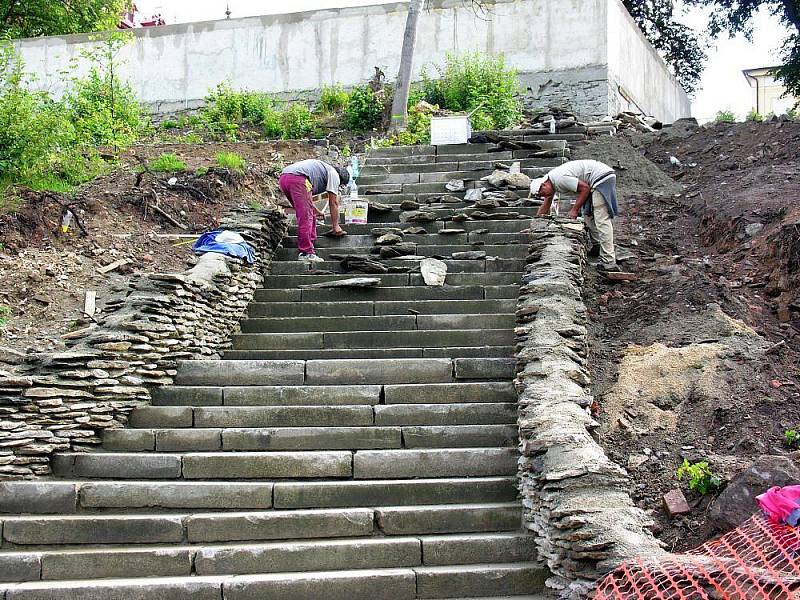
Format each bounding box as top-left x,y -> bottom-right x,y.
0,0 -> 131,39
390,0 -> 424,131
684,0 -> 800,103
391,0 -> 490,131
622,0 -> 707,94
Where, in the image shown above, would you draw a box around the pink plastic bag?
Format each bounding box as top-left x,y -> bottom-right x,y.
757,485 -> 800,524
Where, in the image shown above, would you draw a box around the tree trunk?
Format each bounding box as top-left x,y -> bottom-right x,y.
390,0 -> 425,132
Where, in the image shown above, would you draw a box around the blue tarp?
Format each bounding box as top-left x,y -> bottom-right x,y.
192,229 -> 256,264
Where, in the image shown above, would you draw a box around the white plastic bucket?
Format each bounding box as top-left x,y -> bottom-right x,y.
430,116 -> 472,146
344,199 -> 369,224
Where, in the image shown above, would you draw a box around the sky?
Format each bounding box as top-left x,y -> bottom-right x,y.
135,0 -> 793,122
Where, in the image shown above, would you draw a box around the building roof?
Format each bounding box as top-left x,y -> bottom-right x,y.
742,67 -> 782,83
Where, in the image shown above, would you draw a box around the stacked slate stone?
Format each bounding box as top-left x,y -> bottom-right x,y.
0,206 -> 287,478
514,219 -> 665,598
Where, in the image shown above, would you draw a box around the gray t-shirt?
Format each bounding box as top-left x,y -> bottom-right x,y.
282,159 -> 340,196
547,160 -> 614,194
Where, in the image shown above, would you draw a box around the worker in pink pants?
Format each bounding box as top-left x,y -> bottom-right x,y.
279,160 -> 350,263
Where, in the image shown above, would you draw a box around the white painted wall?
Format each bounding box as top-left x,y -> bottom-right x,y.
605,0 -> 691,121
13,0 -> 689,120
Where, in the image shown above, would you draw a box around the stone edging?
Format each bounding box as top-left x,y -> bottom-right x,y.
0,207 -> 287,478
515,218 -> 666,598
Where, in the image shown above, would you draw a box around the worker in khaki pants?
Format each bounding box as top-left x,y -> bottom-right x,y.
531,159 -> 619,271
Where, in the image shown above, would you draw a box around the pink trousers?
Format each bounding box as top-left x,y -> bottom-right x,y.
279,173 -> 316,255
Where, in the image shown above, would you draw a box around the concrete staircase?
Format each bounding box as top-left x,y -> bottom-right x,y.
0,141 -> 568,599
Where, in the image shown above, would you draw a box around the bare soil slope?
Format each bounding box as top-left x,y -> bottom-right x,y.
581,120 -> 800,550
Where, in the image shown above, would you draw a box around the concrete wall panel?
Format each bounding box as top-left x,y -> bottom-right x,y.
13,0 -> 689,120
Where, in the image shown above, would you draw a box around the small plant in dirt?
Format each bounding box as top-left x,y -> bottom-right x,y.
195,167 -> 209,177
676,459 -> 722,495
746,109 -> 764,123
280,103 -> 318,139
216,152 -> 246,173
421,51 -> 521,130
345,86 -> 384,131
248,199 -> 263,211
0,305 -> 11,327
318,85 -> 349,113
160,119 -> 179,129
714,109 -> 737,123
149,153 -> 187,173
784,429 -> 800,448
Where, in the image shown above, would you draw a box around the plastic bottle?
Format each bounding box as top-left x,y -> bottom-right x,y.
350,156 -> 361,179
549,117 -> 557,135
61,210 -> 73,233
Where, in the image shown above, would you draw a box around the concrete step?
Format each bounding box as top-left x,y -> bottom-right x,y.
365,152 -> 566,167
0,476 -> 518,514
52,446 -> 517,480
415,562 -> 547,598
285,220 -> 532,237
175,358 -> 460,386
253,285 -> 520,303
247,298 -> 516,318
357,167 -> 547,185
130,402 -> 515,430
353,448 -> 517,479
103,424 -> 518,453
282,233 -> 529,248
0,533 -> 536,582
239,313 -> 515,334
222,346 -> 514,360
0,564 -> 548,599
260,272 -> 521,288
230,329 -> 514,351
150,380 -> 514,407
0,507 -> 377,546
272,476 -> 518,508
52,451 -> 354,480
274,245 -> 528,261
373,404 -> 516,426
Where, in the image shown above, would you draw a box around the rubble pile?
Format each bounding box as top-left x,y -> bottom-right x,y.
515,219 -> 664,597
0,207 -> 287,478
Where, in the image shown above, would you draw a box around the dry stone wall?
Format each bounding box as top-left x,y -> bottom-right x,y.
0,207 -> 287,478
515,219 -> 666,598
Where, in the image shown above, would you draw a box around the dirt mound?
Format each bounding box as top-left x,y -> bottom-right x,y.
586,121 -> 800,552
572,135 -> 682,198
0,140 -> 323,355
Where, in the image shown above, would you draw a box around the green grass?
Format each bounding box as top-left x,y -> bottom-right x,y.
0,305 -> 12,327
149,153 -> 187,173
195,166 -> 209,177
216,152 -> 246,173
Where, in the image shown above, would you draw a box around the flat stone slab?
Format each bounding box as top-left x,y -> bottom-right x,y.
353,448 -> 518,479
182,452 -> 352,479
175,360 -> 305,386
375,503 -> 521,535
305,359 -> 454,385
2,515 -> 185,545
79,481 -> 274,510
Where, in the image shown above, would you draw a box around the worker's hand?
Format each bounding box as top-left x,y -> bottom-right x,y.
313,206 -> 325,218
568,207 -> 580,220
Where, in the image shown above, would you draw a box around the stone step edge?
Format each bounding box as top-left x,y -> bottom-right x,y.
0,563 -> 546,594
0,530 -> 531,558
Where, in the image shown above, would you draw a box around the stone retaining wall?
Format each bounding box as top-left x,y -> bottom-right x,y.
0,207 -> 287,478
514,219 -> 666,598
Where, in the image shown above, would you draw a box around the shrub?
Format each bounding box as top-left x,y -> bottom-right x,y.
345,86 -> 384,131
785,429 -> 799,448
161,119 -> 179,129
746,109 -> 764,123
422,52 -> 521,130
280,103 -> 318,139
216,152 -> 246,173
149,153 -> 187,172
714,109 -> 737,123
319,85 -> 349,113
64,32 -> 144,148
201,83 -> 276,139
676,459 -> 722,495
0,305 -> 10,327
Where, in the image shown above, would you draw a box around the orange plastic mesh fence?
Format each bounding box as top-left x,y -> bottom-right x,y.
593,514 -> 800,599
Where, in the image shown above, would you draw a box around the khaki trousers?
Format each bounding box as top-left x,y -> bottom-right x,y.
584,190 -> 616,265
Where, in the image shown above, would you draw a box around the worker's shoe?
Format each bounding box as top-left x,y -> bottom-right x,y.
587,244 -> 601,257
298,252 -> 324,263
597,261 -> 621,273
